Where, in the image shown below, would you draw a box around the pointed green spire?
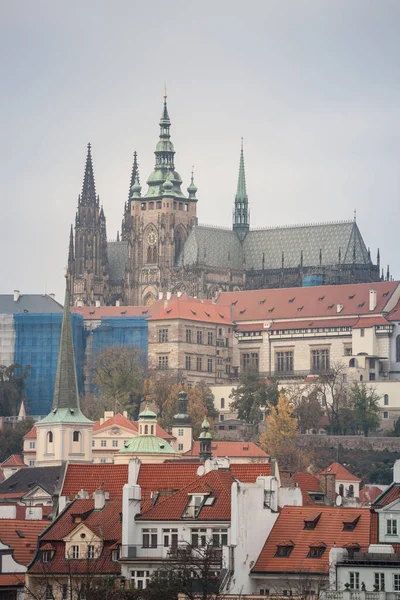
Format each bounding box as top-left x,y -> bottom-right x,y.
39,283 -> 92,424
81,143 -> 97,206
233,138 -> 249,240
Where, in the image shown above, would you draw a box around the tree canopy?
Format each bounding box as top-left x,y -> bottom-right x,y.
0,363 -> 30,417
229,368 -> 279,424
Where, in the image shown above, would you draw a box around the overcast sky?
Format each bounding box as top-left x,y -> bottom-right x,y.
1,0 -> 399,302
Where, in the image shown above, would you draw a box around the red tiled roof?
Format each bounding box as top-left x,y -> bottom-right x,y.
1,455 -> 27,468
252,506 -> 371,574
138,469 -> 235,521
61,464 -> 129,499
269,318 -> 359,331
217,282 -> 399,322
353,316 -> 391,328
93,413 -> 138,433
29,541 -> 120,575
24,426 -> 36,440
319,462 -> 361,482
359,486 -> 385,506
185,441 -> 268,458
71,300 -> 164,320
0,574 -> 25,587
230,463 -> 271,481
387,301 -> 400,321
0,492 -> 26,500
0,519 -> 47,565
148,295 -> 233,325
293,473 -> 324,505
372,483 -> 400,508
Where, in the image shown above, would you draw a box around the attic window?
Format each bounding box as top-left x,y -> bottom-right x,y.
166,309 -> 172,314
240,309 -> 246,314
318,297 -> 325,301
349,294 -> 355,299
307,543 -> 326,558
358,302 -> 365,308
231,300 -> 238,306
328,304 -> 334,310
121,310 -> 127,315
303,513 -> 321,530
243,445 -> 249,451
343,515 -> 361,531
268,307 -> 275,313
289,298 -> 295,303
260,299 -> 266,304
275,542 -> 294,558
16,530 -> 25,538
205,311 -> 211,317
204,496 -> 215,506
219,314 -> 225,319
142,310 -> 148,315
383,291 -> 390,297
89,310 -> 95,315
191,309 -> 197,315
297,306 -> 304,312
183,494 -> 206,519
308,322 -> 314,327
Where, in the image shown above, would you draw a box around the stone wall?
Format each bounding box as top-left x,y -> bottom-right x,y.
297,434 -> 400,452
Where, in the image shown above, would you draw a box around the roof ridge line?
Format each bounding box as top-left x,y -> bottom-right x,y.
250,219 -> 353,232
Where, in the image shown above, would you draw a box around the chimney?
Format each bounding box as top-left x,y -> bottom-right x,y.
319,473 -> 336,504
13,290 -> 20,302
116,300 -> 120,307
166,291 -> 172,301
177,291 -> 182,298
77,300 -> 83,307
123,410 -> 128,418
336,304 -> 343,313
393,459 -> 400,483
95,300 -> 101,308
93,489 -> 108,510
369,289 -> 377,312
158,292 -> 163,300
49,293 -> 55,300
25,506 -> 43,520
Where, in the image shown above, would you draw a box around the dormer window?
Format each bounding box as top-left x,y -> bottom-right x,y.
41,549 -> 54,563
274,541 -> 294,558
307,542 -> 326,558
343,515 -> 360,532
183,494 -> 206,519
303,513 -> 321,530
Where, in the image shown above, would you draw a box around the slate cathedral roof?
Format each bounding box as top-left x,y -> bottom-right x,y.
180,220 -> 370,271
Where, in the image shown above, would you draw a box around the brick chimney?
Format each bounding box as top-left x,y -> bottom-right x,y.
319,473 -> 336,504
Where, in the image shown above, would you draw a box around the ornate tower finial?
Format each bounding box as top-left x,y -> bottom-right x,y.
81,143 -> 97,206
187,166 -> 198,200
131,170 -> 142,198
233,138 -> 250,241
68,224 -> 74,265
128,151 -> 139,201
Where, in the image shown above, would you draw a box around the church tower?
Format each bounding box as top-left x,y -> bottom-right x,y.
127,94 -> 198,305
171,390 -> 192,453
233,139 -> 250,241
67,144 -> 109,306
35,286 -> 93,467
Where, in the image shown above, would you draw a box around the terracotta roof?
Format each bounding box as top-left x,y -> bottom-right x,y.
217,282 -> 399,322
353,316 -> 391,328
252,506 -> 371,574
319,462 -> 361,482
62,464 -> 129,498
23,426 -> 36,440
269,318 -> 359,331
0,574 -> 25,587
71,300 -> 164,320
293,473 -> 325,505
372,483 -> 400,508
359,486 -> 385,506
93,413 -> 173,440
0,455 -> 27,468
388,301 -> 400,321
138,469 -> 235,521
0,519 -> 47,565
148,295 -> 233,325
184,441 -> 268,458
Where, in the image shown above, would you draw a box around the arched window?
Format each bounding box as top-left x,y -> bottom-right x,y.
147,246 -> 152,264
152,246 -> 157,263
397,335 -> 400,362
73,431 -> 80,442
348,484 -> 354,498
349,358 -> 358,368
151,425 -> 154,435
384,394 -> 389,406
144,424 -> 148,435
339,484 -> 344,497
47,431 -> 53,443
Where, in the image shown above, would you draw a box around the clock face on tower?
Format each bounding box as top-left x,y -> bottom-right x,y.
147,231 -> 158,246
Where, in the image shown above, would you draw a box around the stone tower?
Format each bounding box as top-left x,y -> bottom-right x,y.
35,286 -> 93,466
67,144 -> 109,306
126,95 -> 198,305
171,390 -> 192,453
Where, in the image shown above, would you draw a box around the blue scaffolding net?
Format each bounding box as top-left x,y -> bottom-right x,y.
14,313 -> 85,417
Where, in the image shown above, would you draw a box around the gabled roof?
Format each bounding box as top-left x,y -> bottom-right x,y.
184,441 -> 268,458
0,466 -> 63,499
319,462 -> 361,482
294,473 -> 325,505
252,506 -> 371,574
24,426 -> 37,440
0,519 -> 47,565
360,486 -> 385,506
371,482 -> 400,508
0,294 -> 63,314
353,316 -> 391,328
148,295 -> 233,325
92,413 -> 173,440
138,469 -> 235,521
1,455 -> 27,468
217,281 -> 399,322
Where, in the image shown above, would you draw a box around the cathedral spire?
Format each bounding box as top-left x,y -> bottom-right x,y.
233,138 -> 250,240
68,225 -> 74,264
81,143 -> 97,206
128,151 -> 138,201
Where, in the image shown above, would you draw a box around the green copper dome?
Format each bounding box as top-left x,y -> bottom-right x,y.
119,434 -> 176,454
199,417 -> 212,439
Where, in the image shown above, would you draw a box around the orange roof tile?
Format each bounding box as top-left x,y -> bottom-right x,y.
0,574 -> 25,587
23,426 -> 36,440
372,483 -> 400,508
0,519 -> 47,565
353,316 -> 391,328
71,300 -> 165,320
148,295 -> 233,325
293,473 -> 324,505
217,281 -> 399,322
359,486 -> 384,506
269,318 -> 359,331
93,413 -> 138,433
252,506 -> 371,574
61,464 -> 129,498
185,441 -> 268,458
0,455 -> 27,468
319,462 -> 361,482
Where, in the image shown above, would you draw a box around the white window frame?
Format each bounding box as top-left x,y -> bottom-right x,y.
387,519 -> 397,535
349,572 -> 360,590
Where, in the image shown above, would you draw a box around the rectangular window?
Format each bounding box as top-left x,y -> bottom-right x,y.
45,585 -> 53,600
29,441 -> 36,449
42,550 -> 51,563
384,411 -> 389,419
71,545 -> 79,559
142,528 -> 157,548
197,357 -> 202,371
207,358 -> 213,373
178,443 -> 184,451
185,355 -> 191,370
186,329 -> 192,343
87,545 -> 95,559
394,574 -> 400,592
208,331 -> 213,345
387,519 -> 397,535
212,528 -> 228,547
163,528 -> 178,548
191,528 -> 207,548
61,584 -> 68,599
242,352 -> 259,371
158,356 -> 169,370
276,351 -> 294,373
197,330 -> 203,344
374,573 -> 385,591
158,328 -> 168,343
100,439 -> 107,447
221,398 -> 225,409
178,429 -> 184,436
218,328 -> 223,336
29,460 -> 35,466
360,328 -> 365,337
149,202 -> 154,210
112,440 -> 118,447
349,572 -> 360,590
311,348 -> 330,371
92,440 -> 95,447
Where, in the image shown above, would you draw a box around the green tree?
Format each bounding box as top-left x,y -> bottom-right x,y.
349,382 -> 380,437
160,383 -> 217,438
0,418 -> 34,463
0,363 -> 30,417
229,368 -> 279,424
92,347 -> 146,418
145,369 -> 180,417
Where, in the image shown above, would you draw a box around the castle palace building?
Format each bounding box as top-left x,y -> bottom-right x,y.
67,96 -> 382,307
